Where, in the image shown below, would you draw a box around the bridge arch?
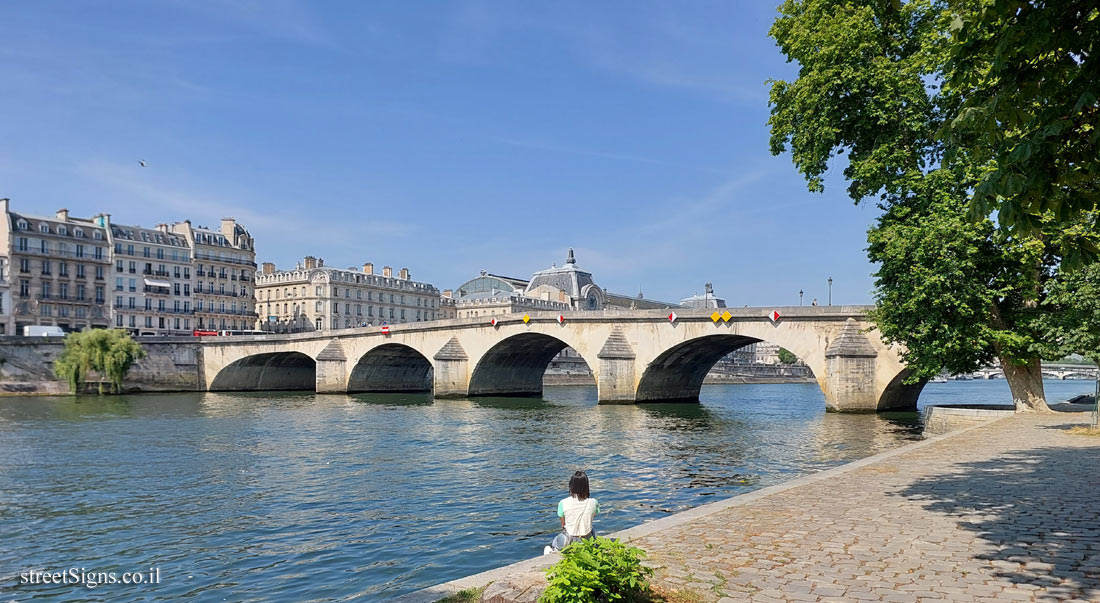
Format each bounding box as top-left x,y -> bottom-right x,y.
468,332 -> 594,397
209,351 -> 317,391
877,368 -> 928,411
347,343 -> 433,393
635,334 -> 790,402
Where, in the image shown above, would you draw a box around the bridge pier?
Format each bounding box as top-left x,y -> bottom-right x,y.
433,337 -> 470,398
823,319 -> 879,412
315,341 -> 349,394
596,328 -> 636,404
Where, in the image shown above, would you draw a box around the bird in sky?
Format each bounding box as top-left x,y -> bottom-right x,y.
139,160 -> 146,167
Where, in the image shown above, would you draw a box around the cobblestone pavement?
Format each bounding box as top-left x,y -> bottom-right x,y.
634,414 -> 1100,603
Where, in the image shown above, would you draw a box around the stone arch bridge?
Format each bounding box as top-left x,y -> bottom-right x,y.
201,306 -> 923,412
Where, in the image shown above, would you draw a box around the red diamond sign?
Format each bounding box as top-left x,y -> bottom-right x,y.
381,325 -> 391,334
769,310 -> 781,323
490,318 -> 498,327
557,314 -> 565,324
668,311 -> 678,323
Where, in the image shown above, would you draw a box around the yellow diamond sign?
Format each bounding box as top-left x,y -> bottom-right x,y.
710,311 -> 721,322
722,310 -> 732,322
522,314 -> 531,324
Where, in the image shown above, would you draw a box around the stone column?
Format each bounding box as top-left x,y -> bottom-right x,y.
315,340 -> 348,393
597,327 -> 636,404
824,318 -> 878,412
433,337 -> 469,398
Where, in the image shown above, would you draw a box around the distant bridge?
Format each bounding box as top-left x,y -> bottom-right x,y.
966,364 -> 1099,381
199,306 -> 922,412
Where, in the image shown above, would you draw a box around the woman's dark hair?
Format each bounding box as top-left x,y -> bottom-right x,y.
569,470 -> 590,501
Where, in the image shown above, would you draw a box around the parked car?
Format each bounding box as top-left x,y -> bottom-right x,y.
23,325 -> 66,337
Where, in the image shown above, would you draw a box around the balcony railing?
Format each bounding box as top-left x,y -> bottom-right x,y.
193,253 -> 257,267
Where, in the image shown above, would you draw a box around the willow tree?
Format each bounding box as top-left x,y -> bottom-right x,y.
767,0 -> 1099,411
54,329 -> 146,394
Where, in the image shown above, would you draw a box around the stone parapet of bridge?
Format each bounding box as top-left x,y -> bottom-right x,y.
199,306 -> 922,412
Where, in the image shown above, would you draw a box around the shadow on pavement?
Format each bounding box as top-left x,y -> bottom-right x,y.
894,433 -> 1100,601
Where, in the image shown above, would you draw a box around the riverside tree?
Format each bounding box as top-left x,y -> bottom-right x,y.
54,329 -> 146,394
767,0 -> 1099,411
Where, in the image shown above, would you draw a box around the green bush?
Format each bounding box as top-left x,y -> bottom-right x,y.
539,537 -> 653,603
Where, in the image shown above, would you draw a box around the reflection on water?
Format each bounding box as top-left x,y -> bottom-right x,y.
0,379 -> 1090,602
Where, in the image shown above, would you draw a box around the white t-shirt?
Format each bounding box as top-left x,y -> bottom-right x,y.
557,496 -> 599,536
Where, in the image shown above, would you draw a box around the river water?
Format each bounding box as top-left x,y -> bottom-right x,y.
0,379 -> 1092,601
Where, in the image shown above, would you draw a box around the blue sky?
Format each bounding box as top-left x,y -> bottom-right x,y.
0,1 -> 881,305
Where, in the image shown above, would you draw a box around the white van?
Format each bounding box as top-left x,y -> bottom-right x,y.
23,325 -> 66,337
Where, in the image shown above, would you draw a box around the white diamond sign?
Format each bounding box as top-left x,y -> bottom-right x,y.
668,311 -> 678,323
490,318 -> 498,327
769,310 -> 781,323
557,314 -> 565,324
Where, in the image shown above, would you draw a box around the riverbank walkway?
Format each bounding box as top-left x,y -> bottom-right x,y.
398,411 -> 1100,603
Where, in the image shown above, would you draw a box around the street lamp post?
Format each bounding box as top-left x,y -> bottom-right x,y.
799,289 -> 804,306
828,277 -> 833,306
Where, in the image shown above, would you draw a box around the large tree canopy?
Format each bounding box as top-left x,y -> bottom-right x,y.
942,1 -> 1099,241
767,0 -> 1099,411
54,329 -> 146,394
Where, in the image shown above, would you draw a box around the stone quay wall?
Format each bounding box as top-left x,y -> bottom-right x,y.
0,337 -> 204,395
921,404 -> 1015,437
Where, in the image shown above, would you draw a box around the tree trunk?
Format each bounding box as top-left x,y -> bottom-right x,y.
999,356 -> 1051,413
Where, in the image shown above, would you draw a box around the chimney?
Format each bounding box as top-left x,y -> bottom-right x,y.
363,262 -> 373,275
399,267 -> 409,280
262,262 -> 276,275
220,217 -> 237,238
382,266 -> 393,278
442,289 -> 453,299
56,208 -> 69,221
156,223 -> 168,233
304,256 -> 317,269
